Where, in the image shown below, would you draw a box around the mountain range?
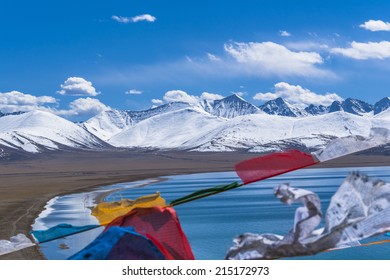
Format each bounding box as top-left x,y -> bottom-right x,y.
2,94 -> 390,158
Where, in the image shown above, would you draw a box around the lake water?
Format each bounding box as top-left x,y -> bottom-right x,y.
33,166 -> 390,260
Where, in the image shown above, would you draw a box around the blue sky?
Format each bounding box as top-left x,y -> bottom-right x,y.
1,0 -> 390,120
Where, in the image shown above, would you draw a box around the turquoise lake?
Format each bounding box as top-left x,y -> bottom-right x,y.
34,166 -> 390,260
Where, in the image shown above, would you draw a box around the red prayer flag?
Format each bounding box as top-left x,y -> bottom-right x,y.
106,206 -> 195,260
235,150 -> 318,185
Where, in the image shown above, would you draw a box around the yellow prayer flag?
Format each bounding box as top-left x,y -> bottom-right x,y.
92,192 -> 166,225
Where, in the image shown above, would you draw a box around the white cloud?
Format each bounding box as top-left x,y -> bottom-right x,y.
112,15 -> 131,23
152,91 -> 223,107
279,30 -> 291,37
360,20 -> 390,31
163,90 -> 199,104
57,77 -> 100,96
0,91 -> 56,105
286,41 -> 330,52
253,92 -> 278,101
112,14 -> 156,24
57,98 -> 110,117
200,92 -> 223,101
151,99 -> 163,105
131,14 -> 156,23
253,82 -> 343,108
0,90 -> 109,119
207,53 -> 221,62
125,89 -> 143,95
224,42 -> 327,77
0,91 -> 57,113
97,41 -> 334,87
331,41 -> 390,60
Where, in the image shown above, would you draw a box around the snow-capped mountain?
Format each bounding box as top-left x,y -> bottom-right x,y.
82,110 -> 133,141
108,110 -> 378,153
3,94 -> 390,157
84,95 -> 262,140
202,94 -> 263,119
109,107 -> 227,149
328,98 -> 373,116
374,97 -> 390,115
259,97 -> 307,117
304,104 -> 328,115
0,111 -> 108,153
101,95 -> 390,152
83,102 -> 194,140
128,102 -> 195,122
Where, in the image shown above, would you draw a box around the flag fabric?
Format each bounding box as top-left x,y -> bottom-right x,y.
31,224 -> 100,243
106,206 -> 195,260
92,192 -> 166,225
68,226 -> 166,260
30,193 -> 167,245
235,150 -> 318,185
0,234 -> 35,256
226,172 -> 390,259
313,127 -> 390,162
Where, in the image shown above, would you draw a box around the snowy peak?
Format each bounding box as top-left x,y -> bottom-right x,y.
199,99 -> 214,113
207,94 -> 263,119
328,98 -> 373,116
128,101 -> 194,122
109,107 -> 226,149
259,97 -> 306,117
374,97 -> 390,115
304,104 -> 328,115
343,98 -> 373,115
82,110 -> 133,141
83,102 -> 194,140
328,101 -> 343,113
0,111 -> 107,153
216,93 -> 246,103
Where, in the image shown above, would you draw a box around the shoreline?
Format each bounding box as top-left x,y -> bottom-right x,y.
1,151 -> 390,260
